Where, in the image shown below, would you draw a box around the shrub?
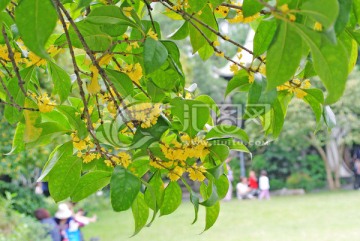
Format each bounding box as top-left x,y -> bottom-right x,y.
269,179 -> 286,191
0,181 -> 47,215
286,173 -> 315,192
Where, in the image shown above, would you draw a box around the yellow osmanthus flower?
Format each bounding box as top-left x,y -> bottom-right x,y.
98,54 -> 113,66
87,66 -> 101,94
187,165 -> 206,182
289,14 -> 296,22
248,72 -> 255,84
230,64 -> 239,74
128,103 -> 162,128
277,79 -> 311,99
215,51 -> 224,57
314,22 -> 323,31
0,45 -> 9,61
123,63 -> 143,85
279,4 -> 289,13
259,64 -> 266,76
130,42 -> 140,49
147,28 -> 158,40
228,9 -> 260,24
82,153 -> 98,163
27,52 -> 47,67
212,40 -> 220,47
36,93 -> 55,113
123,6 -> 133,17
215,6 -> 229,17
150,157 -> 174,169
71,133 -> 89,151
112,152 -> 132,168
168,166 -> 185,181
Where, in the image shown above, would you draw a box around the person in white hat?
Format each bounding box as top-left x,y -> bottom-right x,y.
54,203 -> 81,241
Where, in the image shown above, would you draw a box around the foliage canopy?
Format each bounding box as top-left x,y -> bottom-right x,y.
0,0 -> 359,234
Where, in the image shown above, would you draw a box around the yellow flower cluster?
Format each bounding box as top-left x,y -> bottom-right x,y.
122,63 -> 143,85
187,164 -> 206,182
71,133 -> 95,151
26,46 -> 62,67
278,4 -> 296,22
104,152 -> 132,168
35,93 -> 56,113
80,152 -> 101,163
160,134 -> 210,162
228,7 -> 260,24
147,28 -> 158,40
277,79 -> 311,99
314,22 -> 323,31
127,103 -> 162,128
215,6 -> 229,17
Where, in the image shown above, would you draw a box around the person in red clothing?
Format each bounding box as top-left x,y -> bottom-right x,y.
248,170 -> 259,197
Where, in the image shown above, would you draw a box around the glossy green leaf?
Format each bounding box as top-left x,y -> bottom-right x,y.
169,21 -> 189,40
190,190 -> 200,224
303,89 -> 324,123
131,193 -> 149,235
195,95 -> 220,116
160,181 -> 182,216
23,98 -> 42,143
204,201 -> 220,231
105,69 -> 134,97
57,105 -> 87,138
335,0 -> 352,35
6,122 -> 25,155
293,24 -> 348,104
215,174 -> 229,200
267,21 -> 303,90
188,0 -> 207,12
242,0 -> 264,17
206,125 -> 249,142
71,171 -> 111,202
209,144 -> 230,163
48,155 -> 82,202
15,0 -> 57,58
144,38 -> 168,74
300,0 -> 339,29
171,98 -> 210,138
144,171 -> 164,210
253,19 -> 277,57
200,181 -> 219,207
111,166 -> 141,212
225,70 -> 250,96
0,0 -> 10,12
49,62 -> 71,103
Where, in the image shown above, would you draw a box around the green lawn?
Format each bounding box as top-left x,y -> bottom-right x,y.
82,191 -> 360,241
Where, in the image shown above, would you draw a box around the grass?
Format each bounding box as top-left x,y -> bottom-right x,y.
82,190 -> 360,241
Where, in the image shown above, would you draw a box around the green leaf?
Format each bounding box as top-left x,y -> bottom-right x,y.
6,122 -> 25,155
300,0 -> 339,29
23,98 -> 42,143
37,142 -> 73,182
105,69 -> 134,97
293,24 -> 349,104
200,181 -> 219,207
69,21 -> 112,52
225,70 -> 250,96
0,0 -> 10,12
198,42 -> 215,61
195,95 -> 220,116
143,38 -> 168,74
131,193 -> 149,236
56,105 -> 88,138
215,174 -> 229,200
190,190 -> 199,224
253,19 -> 277,57
144,171 -> 164,210
170,98 -> 210,138
303,89 -> 323,123
209,144 -> 230,163
87,6 -> 131,24
206,125 -> 249,142
188,0 -> 207,12
48,155 -> 82,202
169,21 -> 189,40
27,122 -> 70,148
77,0 -> 92,9
207,163 -> 225,180
189,5 -> 217,53
15,0 -> 57,58
335,0 -> 352,35
110,166 -> 141,212
242,0 -> 264,17
269,98 -> 285,138
71,171 -> 111,202
267,21 -> 303,90
160,181 -> 182,216
204,201 -> 220,231
49,62 -> 71,103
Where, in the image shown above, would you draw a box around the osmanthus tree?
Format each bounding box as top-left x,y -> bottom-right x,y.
0,0 -> 358,233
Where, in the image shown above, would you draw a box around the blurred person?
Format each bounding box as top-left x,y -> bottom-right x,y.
74,208 -> 97,227
353,158 -> 360,189
236,177 -> 253,200
54,203 -> 81,241
248,170 -> 259,197
34,208 -> 61,241
258,170 -> 270,200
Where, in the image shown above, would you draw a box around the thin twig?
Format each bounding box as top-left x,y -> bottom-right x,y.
143,0 -> 157,34
2,26 -> 27,96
